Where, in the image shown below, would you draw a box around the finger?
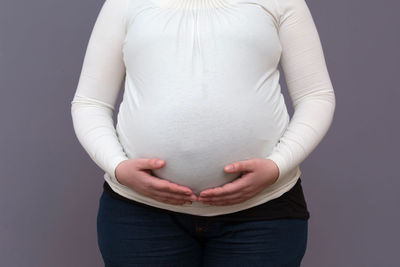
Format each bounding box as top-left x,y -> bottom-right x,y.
199,177 -> 248,198
152,194 -> 188,205
200,191 -> 245,203
136,158 -> 165,170
224,159 -> 255,173
150,176 -> 193,196
141,171 -> 192,195
155,191 -> 197,202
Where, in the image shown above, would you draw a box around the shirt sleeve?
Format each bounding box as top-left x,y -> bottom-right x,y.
265,0 -> 336,181
70,0 -> 129,183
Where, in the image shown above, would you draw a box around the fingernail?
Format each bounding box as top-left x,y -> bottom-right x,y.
226,165 -> 234,171
156,160 -> 163,166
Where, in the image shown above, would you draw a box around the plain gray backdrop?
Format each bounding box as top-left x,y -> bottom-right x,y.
1,0 -> 399,266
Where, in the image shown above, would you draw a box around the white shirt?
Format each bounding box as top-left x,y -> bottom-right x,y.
71,0 -> 336,216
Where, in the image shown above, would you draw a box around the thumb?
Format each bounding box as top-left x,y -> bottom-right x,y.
224,160 -> 254,173
136,158 -> 165,170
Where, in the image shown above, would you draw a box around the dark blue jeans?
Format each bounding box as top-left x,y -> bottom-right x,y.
97,191 -> 308,267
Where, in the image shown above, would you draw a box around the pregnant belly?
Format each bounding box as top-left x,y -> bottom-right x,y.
117,95 -> 281,195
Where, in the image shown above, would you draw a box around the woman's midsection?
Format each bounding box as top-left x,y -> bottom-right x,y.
116,86 -> 288,195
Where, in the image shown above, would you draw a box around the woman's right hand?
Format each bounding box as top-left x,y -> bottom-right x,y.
114,158 -> 198,206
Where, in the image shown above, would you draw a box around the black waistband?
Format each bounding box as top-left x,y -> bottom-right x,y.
102,177 -> 310,222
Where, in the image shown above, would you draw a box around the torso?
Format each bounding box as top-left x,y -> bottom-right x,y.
117,0 -> 289,194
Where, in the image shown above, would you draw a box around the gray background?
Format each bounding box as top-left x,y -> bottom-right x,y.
1,0 -> 399,266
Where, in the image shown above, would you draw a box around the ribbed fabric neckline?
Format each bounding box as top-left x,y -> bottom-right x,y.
156,0 -> 236,9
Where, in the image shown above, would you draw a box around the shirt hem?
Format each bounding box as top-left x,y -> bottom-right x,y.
103,166 -> 302,216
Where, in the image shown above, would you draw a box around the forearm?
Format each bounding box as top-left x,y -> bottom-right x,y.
71,94 -> 129,181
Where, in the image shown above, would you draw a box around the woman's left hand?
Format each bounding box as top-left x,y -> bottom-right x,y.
197,158 -> 280,206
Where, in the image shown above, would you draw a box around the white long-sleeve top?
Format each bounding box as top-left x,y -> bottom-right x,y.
71,0 -> 336,216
